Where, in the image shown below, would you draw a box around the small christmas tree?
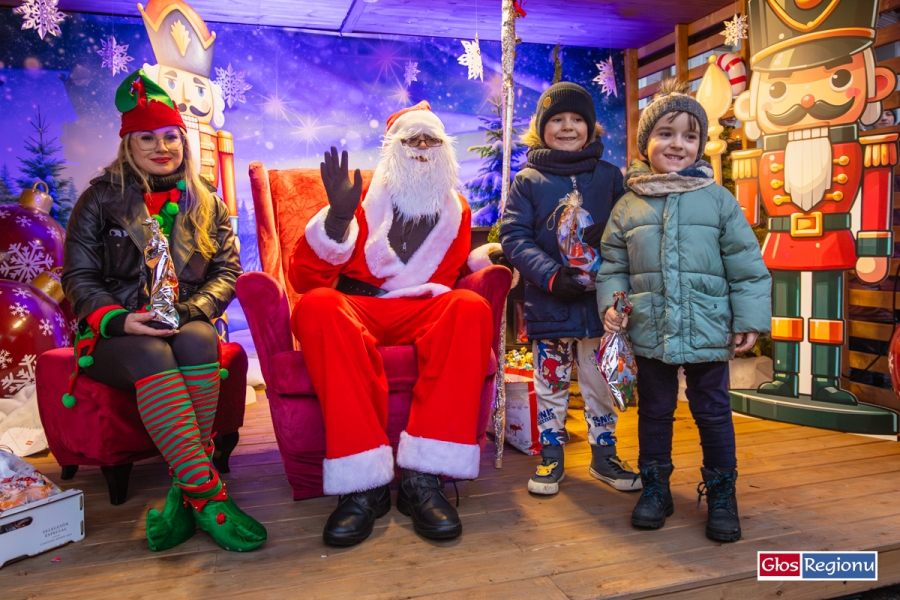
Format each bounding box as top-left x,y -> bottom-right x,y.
465,96 -> 527,226
237,198 -> 260,272
14,109 -> 77,227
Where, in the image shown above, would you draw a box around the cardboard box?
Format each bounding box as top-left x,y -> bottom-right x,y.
0,489 -> 84,568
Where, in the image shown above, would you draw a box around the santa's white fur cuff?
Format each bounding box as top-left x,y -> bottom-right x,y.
304,206 -> 359,266
397,431 -> 480,480
322,444 -> 395,495
467,243 -> 520,288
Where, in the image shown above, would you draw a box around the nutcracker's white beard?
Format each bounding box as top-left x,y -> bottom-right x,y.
784,136 -> 832,211
380,135 -> 460,220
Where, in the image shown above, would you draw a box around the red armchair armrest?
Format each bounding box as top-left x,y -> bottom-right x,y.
235,271 -> 294,385
455,265 -> 513,348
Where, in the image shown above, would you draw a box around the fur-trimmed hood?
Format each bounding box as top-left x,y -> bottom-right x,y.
624,158 -> 715,197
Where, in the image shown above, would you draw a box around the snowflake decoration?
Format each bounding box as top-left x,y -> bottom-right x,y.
9,302 -> 27,317
13,0 -> 67,41
593,56 -> 618,98
45,224 -> 61,241
0,350 -> 10,370
214,64 -> 252,109
15,216 -> 29,227
403,61 -> 420,88
12,288 -> 29,298
0,210 -> 10,219
722,14 -> 749,47
1,354 -> 36,397
54,313 -> 65,329
38,318 -> 52,336
97,36 -> 134,77
458,35 -> 484,82
0,241 -> 53,283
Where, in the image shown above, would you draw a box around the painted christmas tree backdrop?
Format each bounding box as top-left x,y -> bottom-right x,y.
0,7 -> 625,268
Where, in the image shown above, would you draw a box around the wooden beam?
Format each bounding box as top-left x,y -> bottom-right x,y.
849,320 -> 896,342
850,288 -> 899,310
844,380 -> 900,411
688,33 -> 727,59
884,90 -> 900,112
881,0 -> 900,13
687,62 -> 709,83
637,32 -> 675,60
625,48 -> 640,163
876,21 -> 900,49
688,1 -> 739,36
638,80 -> 662,100
340,0 -> 367,35
637,54 -> 675,79
849,351 -> 891,375
675,23 -> 689,83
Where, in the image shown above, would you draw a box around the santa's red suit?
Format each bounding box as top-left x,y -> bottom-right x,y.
289,108 -> 493,496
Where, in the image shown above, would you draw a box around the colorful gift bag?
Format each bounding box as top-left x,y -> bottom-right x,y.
596,292 -> 638,412
555,186 -> 599,290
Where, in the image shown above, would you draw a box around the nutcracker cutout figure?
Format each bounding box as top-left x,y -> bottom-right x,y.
731,0 -> 899,434
138,0 -> 238,234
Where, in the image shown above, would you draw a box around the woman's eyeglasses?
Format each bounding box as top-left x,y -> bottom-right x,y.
133,131 -> 184,152
401,135 -> 442,147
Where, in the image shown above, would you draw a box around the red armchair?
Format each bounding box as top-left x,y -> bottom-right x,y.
35,343 -> 248,505
240,162 -> 510,500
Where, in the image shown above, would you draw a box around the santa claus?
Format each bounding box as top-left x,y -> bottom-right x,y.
289,101 -> 495,546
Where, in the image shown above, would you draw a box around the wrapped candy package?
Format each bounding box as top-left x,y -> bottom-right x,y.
555,187 -> 599,290
0,449 -> 61,511
143,218 -> 180,328
596,292 -> 638,412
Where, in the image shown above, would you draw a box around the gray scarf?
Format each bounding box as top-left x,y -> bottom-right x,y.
626,160 -> 715,197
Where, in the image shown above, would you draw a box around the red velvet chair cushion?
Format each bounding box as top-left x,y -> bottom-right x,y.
36,342 -> 247,467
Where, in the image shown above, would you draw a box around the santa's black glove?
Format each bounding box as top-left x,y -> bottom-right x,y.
488,248 -> 512,270
321,146 -> 363,241
551,266 -> 587,302
581,222 -> 607,250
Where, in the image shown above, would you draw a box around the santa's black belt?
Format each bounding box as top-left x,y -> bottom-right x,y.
335,274 -> 387,297
767,213 -> 850,233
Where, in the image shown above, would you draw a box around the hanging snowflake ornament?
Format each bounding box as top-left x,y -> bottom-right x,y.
214,63 -> 252,109
458,35 -> 484,82
722,13 -> 749,47
13,0 -> 67,41
403,61 -> 420,88
97,36 -> 134,77
593,56 -> 617,98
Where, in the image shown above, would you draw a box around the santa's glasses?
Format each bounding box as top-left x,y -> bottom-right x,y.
400,135 -> 442,147
132,131 -> 184,152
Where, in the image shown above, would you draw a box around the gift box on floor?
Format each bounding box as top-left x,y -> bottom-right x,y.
504,368 -> 540,456
0,489 -> 85,568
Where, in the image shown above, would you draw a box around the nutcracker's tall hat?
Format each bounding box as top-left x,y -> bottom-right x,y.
747,0 -> 878,72
138,0 -> 216,77
116,68 -> 186,137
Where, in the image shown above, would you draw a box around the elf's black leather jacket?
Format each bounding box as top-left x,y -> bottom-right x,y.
62,171 -> 242,323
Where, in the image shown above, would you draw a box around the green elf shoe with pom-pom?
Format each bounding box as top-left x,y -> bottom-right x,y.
178,471 -> 267,552
146,482 -> 196,552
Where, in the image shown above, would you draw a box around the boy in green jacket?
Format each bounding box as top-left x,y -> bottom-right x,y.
598,80 -> 771,542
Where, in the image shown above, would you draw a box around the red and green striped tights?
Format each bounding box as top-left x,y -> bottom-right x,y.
138,365 -> 266,552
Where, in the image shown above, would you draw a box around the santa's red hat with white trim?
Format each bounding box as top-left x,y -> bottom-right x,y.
384,100 -> 447,139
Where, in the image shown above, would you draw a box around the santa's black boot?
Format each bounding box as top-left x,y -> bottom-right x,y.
396,469 -> 462,540
697,467 -> 741,542
323,484 -> 391,546
631,462 -> 674,529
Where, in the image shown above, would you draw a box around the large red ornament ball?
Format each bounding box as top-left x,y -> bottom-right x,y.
889,325 -> 900,398
0,182 -> 66,285
0,279 -> 69,399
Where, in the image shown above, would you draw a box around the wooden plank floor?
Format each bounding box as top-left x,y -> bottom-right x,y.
6,393 -> 900,599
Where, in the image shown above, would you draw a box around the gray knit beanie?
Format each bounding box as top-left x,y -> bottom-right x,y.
637,79 -> 708,160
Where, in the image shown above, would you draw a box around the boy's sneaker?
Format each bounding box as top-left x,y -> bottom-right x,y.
590,445 -> 642,491
527,445 -> 565,495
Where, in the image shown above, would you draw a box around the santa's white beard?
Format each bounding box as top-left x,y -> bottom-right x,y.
380,140 -> 460,220
784,136 -> 832,211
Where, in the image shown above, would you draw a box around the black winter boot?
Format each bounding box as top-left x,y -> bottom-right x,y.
323,484 -> 391,546
397,469 -> 462,540
631,462 -> 674,529
698,467 -> 741,542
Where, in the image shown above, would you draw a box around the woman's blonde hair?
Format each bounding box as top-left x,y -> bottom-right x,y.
104,128 -> 218,259
521,119 -> 605,149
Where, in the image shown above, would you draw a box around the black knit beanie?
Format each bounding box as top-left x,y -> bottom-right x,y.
534,82 -> 597,143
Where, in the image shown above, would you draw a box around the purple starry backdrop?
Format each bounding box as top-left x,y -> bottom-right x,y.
0,7 -> 625,267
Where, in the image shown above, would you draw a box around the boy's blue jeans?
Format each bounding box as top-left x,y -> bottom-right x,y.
634,356 -> 737,470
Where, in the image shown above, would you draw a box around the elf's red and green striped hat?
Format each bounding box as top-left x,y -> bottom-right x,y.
116,68 -> 185,138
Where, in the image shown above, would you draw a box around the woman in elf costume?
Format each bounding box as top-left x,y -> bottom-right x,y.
61,69 -> 266,552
